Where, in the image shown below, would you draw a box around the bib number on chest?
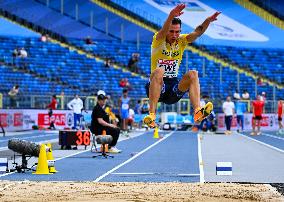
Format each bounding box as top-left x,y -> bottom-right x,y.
157,59 -> 179,78
122,103 -> 129,110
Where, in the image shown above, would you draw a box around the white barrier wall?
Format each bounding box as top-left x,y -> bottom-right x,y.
0,109 -> 91,132
217,113 -> 282,131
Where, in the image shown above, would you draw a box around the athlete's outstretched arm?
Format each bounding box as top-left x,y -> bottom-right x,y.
186,11 -> 221,43
156,4 -> 186,41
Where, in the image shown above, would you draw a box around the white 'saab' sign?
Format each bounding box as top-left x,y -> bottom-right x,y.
144,0 -> 269,42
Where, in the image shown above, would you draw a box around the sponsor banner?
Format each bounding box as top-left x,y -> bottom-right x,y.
0,109 -> 88,132
13,113 -> 23,127
38,113 -> 66,126
0,109 -> 24,131
22,110 -> 37,130
36,110 -> 74,129
217,113 -> 281,131
0,113 -> 8,127
145,0 -> 269,41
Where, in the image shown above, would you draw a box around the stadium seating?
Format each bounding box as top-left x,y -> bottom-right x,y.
203,45 -> 284,84
0,36 -> 147,100
250,0 -> 284,20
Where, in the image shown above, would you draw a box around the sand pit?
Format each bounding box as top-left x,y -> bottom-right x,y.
0,181 -> 283,202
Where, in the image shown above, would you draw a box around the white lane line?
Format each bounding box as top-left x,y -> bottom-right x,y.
0,133 -> 57,143
0,171 -> 16,178
197,133 -> 205,183
0,132 -> 148,178
94,131 -> 174,182
262,133 -> 284,141
111,172 -> 200,177
238,133 -> 284,153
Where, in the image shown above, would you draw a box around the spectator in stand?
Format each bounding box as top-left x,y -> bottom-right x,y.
251,95 -> 265,135
19,48 -> 28,58
84,36 -> 97,52
104,58 -> 112,68
67,94 -> 84,129
127,53 -> 140,73
8,85 -> 19,109
222,96 -> 235,135
85,36 -> 93,45
47,95 -> 57,130
40,34 -> 50,42
242,90 -> 250,100
119,78 -> 132,90
257,77 -> 263,86
12,47 -> 19,65
277,99 -> 283,134
124,78 -> 132,90
233,89 -> 241,100
119,78 -> 127,88
18,47 -> 28,69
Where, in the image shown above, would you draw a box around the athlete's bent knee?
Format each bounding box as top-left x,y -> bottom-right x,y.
186,70 -> 198,80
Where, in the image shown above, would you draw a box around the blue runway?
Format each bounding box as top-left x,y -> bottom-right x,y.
0,131 -> 58,148
0,131 -> 201,183
242,131 -> 284,152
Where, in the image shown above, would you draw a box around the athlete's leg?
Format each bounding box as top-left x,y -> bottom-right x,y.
240,115 -> 244,131
178,70 -> 200,109
279,117 -> 283,129
149,68 -> 164,113
257,119 -> 261,134
143,68 -> 164,127
251,118 -> 256,135
178,70 -> 213,122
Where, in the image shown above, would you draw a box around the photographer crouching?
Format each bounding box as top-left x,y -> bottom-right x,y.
90,93 -> 121,153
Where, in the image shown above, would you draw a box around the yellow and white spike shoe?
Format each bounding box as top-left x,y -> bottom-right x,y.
194,102 -> 213,123
143,113 -> 157,128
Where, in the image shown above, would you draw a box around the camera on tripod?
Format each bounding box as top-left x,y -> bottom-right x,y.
8,139 -> 49,173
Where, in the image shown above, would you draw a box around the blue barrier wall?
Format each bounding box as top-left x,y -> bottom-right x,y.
0,0 -> 113,39
0,17 -> 39,37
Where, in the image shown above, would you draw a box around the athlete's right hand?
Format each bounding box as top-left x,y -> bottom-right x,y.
170,4 -> 186,17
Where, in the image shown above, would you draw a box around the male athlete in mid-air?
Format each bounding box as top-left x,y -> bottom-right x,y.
143,4 -> 221,128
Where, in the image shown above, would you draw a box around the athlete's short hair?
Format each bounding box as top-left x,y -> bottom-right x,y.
172,18 -> 181,26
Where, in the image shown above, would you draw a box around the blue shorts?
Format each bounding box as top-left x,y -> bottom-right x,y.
145,77 -> 187,105
121,109 -> 129,119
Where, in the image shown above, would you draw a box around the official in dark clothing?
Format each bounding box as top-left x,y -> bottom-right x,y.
90,94 -> 121,153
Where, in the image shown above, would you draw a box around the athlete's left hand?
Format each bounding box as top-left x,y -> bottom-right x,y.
208,11 -> 221,22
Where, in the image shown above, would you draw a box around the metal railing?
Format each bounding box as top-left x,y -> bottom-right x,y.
0,93 -> 2,109
0,94 -> 280,114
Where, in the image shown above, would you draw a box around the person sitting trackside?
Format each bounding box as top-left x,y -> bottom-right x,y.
90,94 -> 121,153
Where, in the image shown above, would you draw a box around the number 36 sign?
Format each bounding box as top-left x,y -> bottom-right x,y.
59,130 -> 91,146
